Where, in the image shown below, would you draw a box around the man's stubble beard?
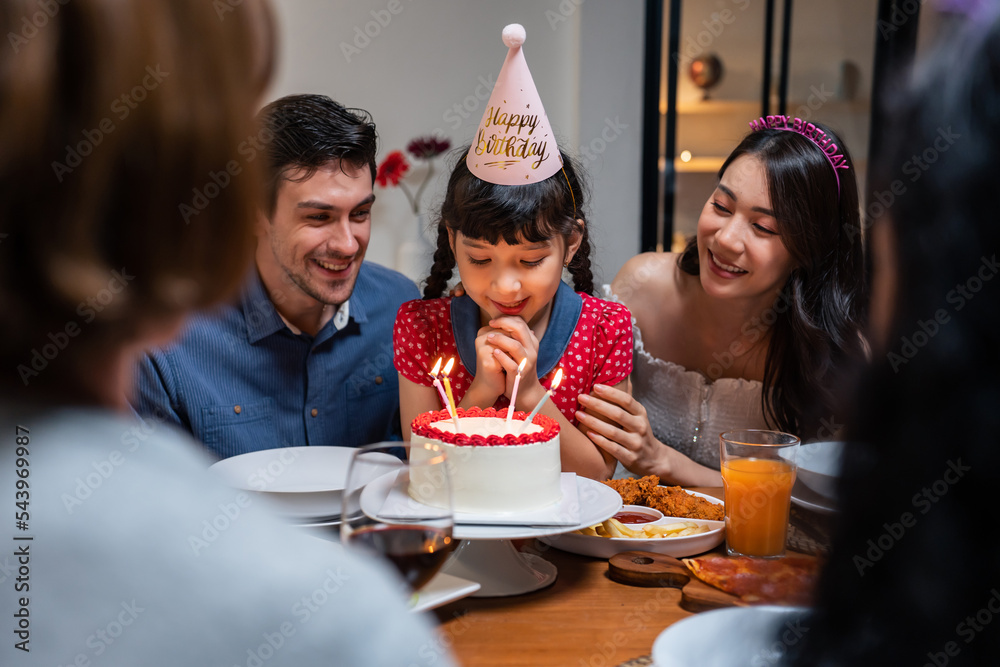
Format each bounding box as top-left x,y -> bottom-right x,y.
283,263 -> 355,308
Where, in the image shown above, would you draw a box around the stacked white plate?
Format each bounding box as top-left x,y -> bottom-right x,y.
789,441 -> 844,514
209,446 -> 356,524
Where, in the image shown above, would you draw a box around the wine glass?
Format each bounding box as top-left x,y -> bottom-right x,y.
340,442 -> 455,593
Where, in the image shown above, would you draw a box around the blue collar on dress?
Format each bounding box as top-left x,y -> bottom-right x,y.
451,280 -> 582,378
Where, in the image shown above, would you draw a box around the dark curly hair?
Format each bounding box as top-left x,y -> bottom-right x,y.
677,121 -> 867,441
422,149 -> 594,299
257,94 -> 378,215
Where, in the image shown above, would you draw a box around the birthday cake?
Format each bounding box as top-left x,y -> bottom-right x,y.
408,407 -> 562,514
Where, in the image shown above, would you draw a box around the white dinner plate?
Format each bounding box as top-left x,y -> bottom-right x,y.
411,572 -> 481,613
360,474 -> 622,541
455,476 -> 622,540
652,605 -> 810,667
538,490 -> 725,559
209,446 -> 396,520
793,441 -> 844,500
375,472 -> 581,527
790,478 -> 838,514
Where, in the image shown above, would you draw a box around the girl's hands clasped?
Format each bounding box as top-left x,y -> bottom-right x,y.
468,324 -> 509,403
464,316 -> 542,408
491,316 -> 545,408
482,316 -> 544,409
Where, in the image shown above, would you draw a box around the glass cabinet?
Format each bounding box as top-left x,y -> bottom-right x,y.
645,0 -> 882,251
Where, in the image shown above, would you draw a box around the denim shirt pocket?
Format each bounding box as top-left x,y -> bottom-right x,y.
344,355 -> 399,444
201,398 -> 278,458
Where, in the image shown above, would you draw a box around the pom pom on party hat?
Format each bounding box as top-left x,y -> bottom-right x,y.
466,24 -> 563,185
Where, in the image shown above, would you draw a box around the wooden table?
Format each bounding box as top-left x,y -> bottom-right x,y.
433,487 -> 726,667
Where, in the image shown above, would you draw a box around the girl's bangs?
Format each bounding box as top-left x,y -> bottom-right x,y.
449,179 -> 567,245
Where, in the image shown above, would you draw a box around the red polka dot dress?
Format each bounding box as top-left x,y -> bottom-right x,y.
393,282 -> 633,425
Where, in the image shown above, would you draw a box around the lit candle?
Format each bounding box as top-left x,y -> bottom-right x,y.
440,357 -> 460,429
427,357 -> 452,417
506,357 -> 528,432
518,368 -> 564,434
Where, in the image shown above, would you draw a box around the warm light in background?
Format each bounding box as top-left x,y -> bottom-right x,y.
679,150 -> 692,162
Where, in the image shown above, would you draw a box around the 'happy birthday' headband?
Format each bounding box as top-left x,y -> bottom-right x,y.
748,116 -> 849,195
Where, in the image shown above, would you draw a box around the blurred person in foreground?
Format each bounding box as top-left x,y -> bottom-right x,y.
131,94 -> 419,460
785,5 -> 1000,666
0,1 -> 452,665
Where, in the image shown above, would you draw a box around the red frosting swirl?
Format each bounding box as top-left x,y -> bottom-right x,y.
410,406 -> 560,447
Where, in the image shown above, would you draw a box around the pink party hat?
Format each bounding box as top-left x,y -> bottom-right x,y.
467,24 -> 563,185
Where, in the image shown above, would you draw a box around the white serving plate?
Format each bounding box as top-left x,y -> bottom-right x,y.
793,441 -> 844,501
411,572 -> 481,613
537,490 -> 724,559
652,605 -> 810,667
298,531 -> 479,611
790,478 -> 837,514
209,446 -> 359,520
361,474 -> 622,541
373,472 -> 582,527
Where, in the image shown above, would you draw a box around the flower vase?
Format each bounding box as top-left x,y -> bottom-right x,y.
395,213 -> 435,284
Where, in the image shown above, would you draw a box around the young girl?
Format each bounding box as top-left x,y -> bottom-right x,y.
393,152 -> 632,480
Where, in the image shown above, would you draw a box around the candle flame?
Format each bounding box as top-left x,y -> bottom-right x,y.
442,357 -> 455,376
429,357 -> 442,377
516,357 -> 527,374
551,368 -> 564,390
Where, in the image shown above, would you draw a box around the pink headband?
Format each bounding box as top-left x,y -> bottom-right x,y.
748,116 -> 850,195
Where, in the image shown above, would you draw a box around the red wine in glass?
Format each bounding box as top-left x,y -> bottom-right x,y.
347,524 -> 455,591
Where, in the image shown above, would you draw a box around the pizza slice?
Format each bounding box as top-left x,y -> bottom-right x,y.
682,555 -> 819,606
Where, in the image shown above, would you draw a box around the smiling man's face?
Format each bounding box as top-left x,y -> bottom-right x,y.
256,161 -> 373,311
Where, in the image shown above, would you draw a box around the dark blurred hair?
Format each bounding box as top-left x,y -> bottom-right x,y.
423,149 -> 594,298
678,122 -> 867,439
0,0 -> 274,401
257,94 -> 378,215
788,13 -> 1000,667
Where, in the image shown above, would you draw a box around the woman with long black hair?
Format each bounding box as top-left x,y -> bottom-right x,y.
579,120 -> 868,485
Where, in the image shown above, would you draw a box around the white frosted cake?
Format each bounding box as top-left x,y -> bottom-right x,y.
409,406 -> 562,514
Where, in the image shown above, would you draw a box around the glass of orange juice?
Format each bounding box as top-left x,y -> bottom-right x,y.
720,430 -> 800,558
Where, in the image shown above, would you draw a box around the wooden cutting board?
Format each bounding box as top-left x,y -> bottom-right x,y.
607,550 -> 743,612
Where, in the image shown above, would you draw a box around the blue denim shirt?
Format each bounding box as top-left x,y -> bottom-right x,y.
131,263 -> 419,459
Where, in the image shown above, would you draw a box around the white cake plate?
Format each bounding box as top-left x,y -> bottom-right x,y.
440,477 -> 621,597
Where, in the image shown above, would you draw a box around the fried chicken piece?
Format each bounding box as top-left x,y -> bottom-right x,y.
601,475 -> 659,505
602,475 -> 723,520
646,485 -> 724,521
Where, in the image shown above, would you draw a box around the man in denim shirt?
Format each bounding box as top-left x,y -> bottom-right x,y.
132,95 -> 419,459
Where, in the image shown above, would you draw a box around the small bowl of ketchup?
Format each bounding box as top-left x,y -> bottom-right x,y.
612,505 -> 663,525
